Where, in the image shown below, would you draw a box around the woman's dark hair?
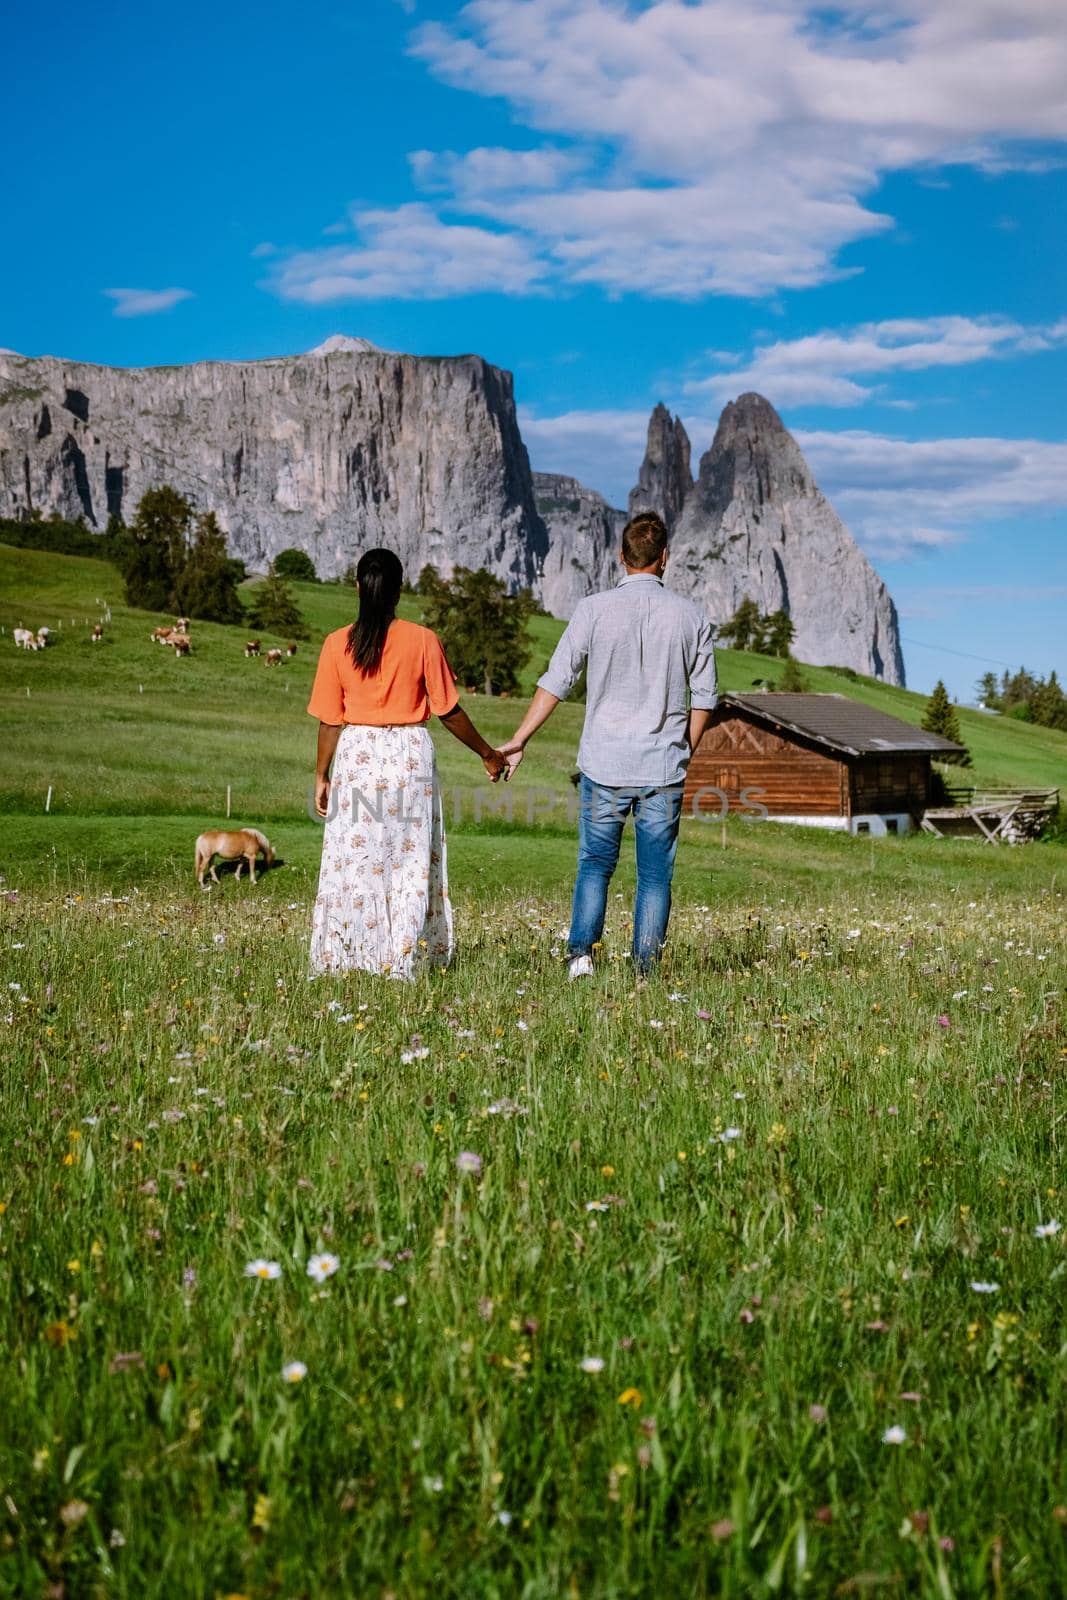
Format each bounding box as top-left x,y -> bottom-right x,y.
346,548 -> 403,674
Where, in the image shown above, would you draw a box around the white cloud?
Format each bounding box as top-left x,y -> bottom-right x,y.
520,405 -> 652,499
410,145 -> 584,195
103,287 -> 193,317
796,427 -> 1067,555
260,2 -> 1067,303
391,0 -> 1067,299
250,241 -> 278,259
267,203 -> 545,302
687,314 -> 1067,406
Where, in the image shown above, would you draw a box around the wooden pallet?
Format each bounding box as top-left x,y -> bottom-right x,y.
921,787 -> 1060,844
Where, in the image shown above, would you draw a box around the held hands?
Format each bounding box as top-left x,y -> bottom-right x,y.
482,749 -> 508,783
499,737 -> 525,780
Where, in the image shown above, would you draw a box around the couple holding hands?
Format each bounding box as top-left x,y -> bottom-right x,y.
308,512 -> 717,982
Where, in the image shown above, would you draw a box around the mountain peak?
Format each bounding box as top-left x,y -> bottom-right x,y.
627,404 -> 693,528
307,334 -> 380,356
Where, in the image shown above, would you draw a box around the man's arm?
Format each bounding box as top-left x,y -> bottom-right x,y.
688,706 -> 712,752
500,606 -> 589,775
500,686 -> 561,773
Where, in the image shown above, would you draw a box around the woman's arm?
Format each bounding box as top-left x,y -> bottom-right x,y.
438,705 -> 506,781
314,722 -> 343,816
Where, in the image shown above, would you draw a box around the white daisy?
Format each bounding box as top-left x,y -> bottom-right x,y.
307,1252 -> 340,1282
244,1259 -> 282,1280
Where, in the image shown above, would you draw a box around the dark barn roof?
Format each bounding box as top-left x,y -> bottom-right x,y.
719,693 -> 966,757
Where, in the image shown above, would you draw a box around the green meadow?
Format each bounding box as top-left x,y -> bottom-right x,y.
1,543 -> 1066,1597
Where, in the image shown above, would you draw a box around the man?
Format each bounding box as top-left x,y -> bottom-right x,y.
502,511 -> 717,977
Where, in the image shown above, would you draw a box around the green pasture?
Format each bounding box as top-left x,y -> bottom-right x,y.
1,541 -> 1066,1597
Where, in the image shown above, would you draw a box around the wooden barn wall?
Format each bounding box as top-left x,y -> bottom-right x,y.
850,755 -> 930,814
685,712 -> 847,817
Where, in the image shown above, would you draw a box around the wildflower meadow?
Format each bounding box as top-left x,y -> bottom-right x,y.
1,865 -> 1064,1597
2,547 -> 1066,1595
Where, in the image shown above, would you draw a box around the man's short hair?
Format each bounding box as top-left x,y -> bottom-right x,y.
622,511 -> 668,569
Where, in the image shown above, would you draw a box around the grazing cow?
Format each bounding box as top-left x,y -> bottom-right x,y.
265,648 -> 283,666
14,628 -> 36,650
285,642 -> 298,658
35,627 -> 50,648
175,617 -> 190,632
171,634 -> 192,657
152,626 -> 176,644
195,827 -> 274,888
91,623 -> 104,643
244,639 -> 261,657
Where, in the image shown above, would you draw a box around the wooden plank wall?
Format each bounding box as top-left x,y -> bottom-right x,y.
850,756 -> 930,814
685,712 -> 848,817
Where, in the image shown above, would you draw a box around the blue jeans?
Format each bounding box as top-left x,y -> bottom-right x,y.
569,775 -> 684,972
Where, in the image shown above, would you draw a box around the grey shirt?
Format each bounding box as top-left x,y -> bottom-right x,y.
538,573 -> 718,788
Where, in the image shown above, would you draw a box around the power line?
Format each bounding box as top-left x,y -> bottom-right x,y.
900,636 -> 1020,670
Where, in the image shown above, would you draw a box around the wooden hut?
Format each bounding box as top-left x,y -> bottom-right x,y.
685,692 -> 965,835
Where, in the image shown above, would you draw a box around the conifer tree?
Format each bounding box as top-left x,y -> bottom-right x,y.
420,566 -> 530,695
922,680 -> 971,765
175,512 -> 245,624
778,654 -> 809,692
247,562 -> 310,639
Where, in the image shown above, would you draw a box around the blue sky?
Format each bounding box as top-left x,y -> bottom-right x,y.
4,0 -> 1066,698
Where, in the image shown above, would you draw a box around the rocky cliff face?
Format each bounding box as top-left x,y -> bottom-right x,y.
534,472 -> 625,618
664,393 -> 904,684
627,403 -> 693,527
0,340 -> 903,682
0,344 -> 548,586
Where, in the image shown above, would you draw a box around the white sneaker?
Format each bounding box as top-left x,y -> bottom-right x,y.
568,955 -> 595,980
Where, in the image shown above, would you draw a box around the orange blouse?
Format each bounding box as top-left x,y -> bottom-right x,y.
307,619 -> 459,726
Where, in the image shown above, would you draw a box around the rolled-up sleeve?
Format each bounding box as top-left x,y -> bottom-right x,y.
537,602 -> 591,700
307,636 -> 345,723
423,629 -> 459,717
688,616 -> 718,710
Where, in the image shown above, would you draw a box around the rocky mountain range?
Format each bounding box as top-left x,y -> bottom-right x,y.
0,340 -> 903,682
0,341 -> 547,591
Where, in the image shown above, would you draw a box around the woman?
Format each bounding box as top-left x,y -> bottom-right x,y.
308,548 -> 505,980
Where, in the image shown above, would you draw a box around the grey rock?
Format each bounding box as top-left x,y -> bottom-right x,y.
648,393 -> 905,684
0,343 -> 548,587
627,402 -> 693,528
534,471 -> 625,619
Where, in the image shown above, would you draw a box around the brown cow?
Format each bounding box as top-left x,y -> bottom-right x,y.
91,623 -> 104,643
244,639 -> 261,657
265,648 -> 283,666
285,642 -> 298,658
151,626 -> 176,644
171,634 -> 192,657
194,828 -> 274,888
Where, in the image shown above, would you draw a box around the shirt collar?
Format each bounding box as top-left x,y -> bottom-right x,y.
618,572 -> 664,587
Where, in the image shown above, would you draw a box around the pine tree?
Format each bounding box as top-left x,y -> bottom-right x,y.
922,680 -> 971,766
175,512 -> 245,624
121,486 -> 194,612
764,609 -> 795,658
247,563 -> 310,639
778,654 -> 809,691
420,566 -> 530,695
1031,670 -> 1067,731
975,671 -> 999,709
717,595 -> 763,652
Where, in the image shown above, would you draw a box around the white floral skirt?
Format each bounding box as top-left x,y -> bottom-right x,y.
310,724 -> 453,981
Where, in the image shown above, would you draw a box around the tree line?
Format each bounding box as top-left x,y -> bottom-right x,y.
975,668 -> 1067,731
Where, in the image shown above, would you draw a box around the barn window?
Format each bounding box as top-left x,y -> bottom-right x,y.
855,820 -> 870,834
885,818 -> 899,835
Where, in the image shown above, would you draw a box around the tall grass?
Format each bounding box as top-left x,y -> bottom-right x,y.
0,878 -> 1064,1596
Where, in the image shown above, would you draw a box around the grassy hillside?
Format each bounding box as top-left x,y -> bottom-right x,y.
2,544 -> 1064,829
